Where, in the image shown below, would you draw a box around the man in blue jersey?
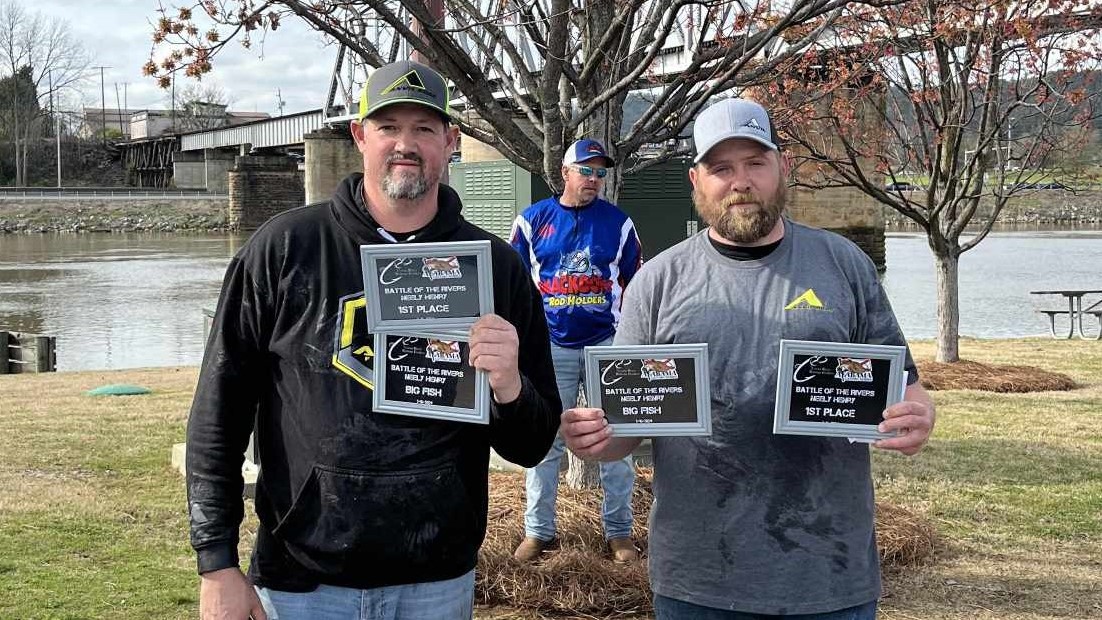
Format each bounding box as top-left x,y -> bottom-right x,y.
509,138 -> 644,563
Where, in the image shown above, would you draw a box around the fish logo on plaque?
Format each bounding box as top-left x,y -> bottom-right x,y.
640,358 -> 678,382
422,256 -> 462,280
425,339 -> 462,363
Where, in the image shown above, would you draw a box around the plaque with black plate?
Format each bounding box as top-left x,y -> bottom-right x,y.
360,240 -> 493,332
773,340 -> 908,441
583,344 -> 711,437
372,330 -> 489,424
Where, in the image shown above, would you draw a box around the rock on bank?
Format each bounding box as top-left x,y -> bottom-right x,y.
0,197 -> 229,233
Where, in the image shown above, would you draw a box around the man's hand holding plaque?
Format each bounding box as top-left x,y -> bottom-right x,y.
469,314 -> 522,404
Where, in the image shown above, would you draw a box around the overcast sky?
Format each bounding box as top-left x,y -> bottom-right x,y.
33,0 -> 335,116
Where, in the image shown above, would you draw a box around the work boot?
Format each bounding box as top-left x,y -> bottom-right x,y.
513,536 -> 556,562
608,537 -> 639,563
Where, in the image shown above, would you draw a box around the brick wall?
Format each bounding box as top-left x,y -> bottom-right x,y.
228,156 -> 304,230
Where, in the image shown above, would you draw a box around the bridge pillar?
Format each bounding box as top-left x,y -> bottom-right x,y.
460,135 -> 507,162
304,127 -> 361,204
173,151 -> 206,189
227,155 -> 304,230
787,188 -> 886,271
204,149 -> 237,194
757,86 -> 888,271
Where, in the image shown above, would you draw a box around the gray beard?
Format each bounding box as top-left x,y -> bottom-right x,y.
381,170 -> 429,201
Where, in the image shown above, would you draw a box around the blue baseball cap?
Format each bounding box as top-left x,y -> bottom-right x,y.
563,138 -> 615,167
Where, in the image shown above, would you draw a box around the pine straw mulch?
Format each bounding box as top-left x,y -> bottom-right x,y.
915,358 -> 1078,393
477,469 -> 938,618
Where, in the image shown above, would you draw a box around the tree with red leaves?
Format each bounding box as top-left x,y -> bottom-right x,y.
774,0 -> 1102,362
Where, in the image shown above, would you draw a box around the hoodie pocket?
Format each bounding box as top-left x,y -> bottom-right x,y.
271,462 -> 478,578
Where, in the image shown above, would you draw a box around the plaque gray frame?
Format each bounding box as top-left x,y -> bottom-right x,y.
773,339 -> 907,441
584,343 -> 711,437
372,330 -> 490,425
360,240 -> 494,332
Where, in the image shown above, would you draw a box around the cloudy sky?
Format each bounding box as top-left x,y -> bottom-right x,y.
33,0 -> 335,116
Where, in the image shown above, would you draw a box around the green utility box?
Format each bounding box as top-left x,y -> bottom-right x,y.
617,157 -> 697,260
449,160 -> 552,241
451,157 -> 697,258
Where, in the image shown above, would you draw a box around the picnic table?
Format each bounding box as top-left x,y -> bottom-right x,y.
1029,289 -> 1102,340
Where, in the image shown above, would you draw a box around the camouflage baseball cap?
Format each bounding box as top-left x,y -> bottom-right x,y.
357,60 -> 451,121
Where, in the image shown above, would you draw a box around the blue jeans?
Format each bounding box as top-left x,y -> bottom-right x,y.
524,338 -> 635,542
255,570 -> 474,620
653,594 -> 878,620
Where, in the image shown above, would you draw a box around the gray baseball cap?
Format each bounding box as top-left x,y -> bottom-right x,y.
693,98 -> 778,163
358,60 -> 451,121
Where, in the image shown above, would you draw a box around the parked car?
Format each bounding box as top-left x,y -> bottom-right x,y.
885,182 -> 919,191
1008,181 -> 1073,190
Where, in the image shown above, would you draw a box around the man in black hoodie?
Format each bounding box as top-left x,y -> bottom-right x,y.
187,60 -> 561,620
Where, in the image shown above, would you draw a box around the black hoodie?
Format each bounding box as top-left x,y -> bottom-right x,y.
186,174 -> 561,591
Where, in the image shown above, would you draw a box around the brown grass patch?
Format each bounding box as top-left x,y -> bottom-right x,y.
916,359 -> 1077,393
479,469 -> 937,617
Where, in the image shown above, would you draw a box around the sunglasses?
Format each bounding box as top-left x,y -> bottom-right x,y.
572,165 -> 608,178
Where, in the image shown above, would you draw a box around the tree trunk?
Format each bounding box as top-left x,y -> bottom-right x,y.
564,379 -> 601,489
566,451 -> 602,488
933,250 -> 961,362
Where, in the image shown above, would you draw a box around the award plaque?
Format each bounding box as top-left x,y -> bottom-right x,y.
360,241 -> 494,332
584,344 -> 711,437
372,331 -> 490,424
773,340 -> 908,441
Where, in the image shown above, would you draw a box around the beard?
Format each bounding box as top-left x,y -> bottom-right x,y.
380,152 -> 434,200
692,178 -> 787,244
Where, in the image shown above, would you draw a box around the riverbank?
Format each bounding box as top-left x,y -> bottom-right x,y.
3,187 -> 1102,234
0,197 -> 228,233
881,189 -> 1102,227
0,338 -> 1099,619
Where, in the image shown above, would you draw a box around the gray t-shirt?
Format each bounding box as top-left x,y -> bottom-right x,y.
615,220 -> 916,615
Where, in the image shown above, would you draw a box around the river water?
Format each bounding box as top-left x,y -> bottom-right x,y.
1,228 -> 1100,371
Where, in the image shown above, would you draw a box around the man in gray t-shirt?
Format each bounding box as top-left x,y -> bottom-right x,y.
560,98 -> 936,618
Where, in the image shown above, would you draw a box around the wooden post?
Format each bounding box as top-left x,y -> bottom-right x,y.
0,331 -> 9,375
35,336 -> 55,372
0,332 -> 56,373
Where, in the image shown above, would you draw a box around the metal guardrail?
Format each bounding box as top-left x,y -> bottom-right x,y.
0,187 -> 225,199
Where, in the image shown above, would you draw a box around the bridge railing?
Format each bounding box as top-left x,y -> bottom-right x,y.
0,187 -> 226,199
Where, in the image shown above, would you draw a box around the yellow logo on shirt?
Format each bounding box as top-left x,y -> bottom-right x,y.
784,289 -> 825,311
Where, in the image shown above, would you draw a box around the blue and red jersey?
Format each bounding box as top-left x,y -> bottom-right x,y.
509,197 -> 643,348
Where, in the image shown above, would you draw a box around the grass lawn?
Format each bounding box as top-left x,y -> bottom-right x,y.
0,338 -> 1099,619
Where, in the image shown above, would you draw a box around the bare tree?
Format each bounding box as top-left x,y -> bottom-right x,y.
144,0 -> 863,488
169,81 -> 235,130
776,0 -> 1102,362
0,0 -> 88,186
147,0 -> 865,199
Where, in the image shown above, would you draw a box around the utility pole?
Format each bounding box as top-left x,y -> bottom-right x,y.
276,88 -> 286,116
114,83 -> 125,136
50,70 -> 61,187
91,65 -> 111,145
